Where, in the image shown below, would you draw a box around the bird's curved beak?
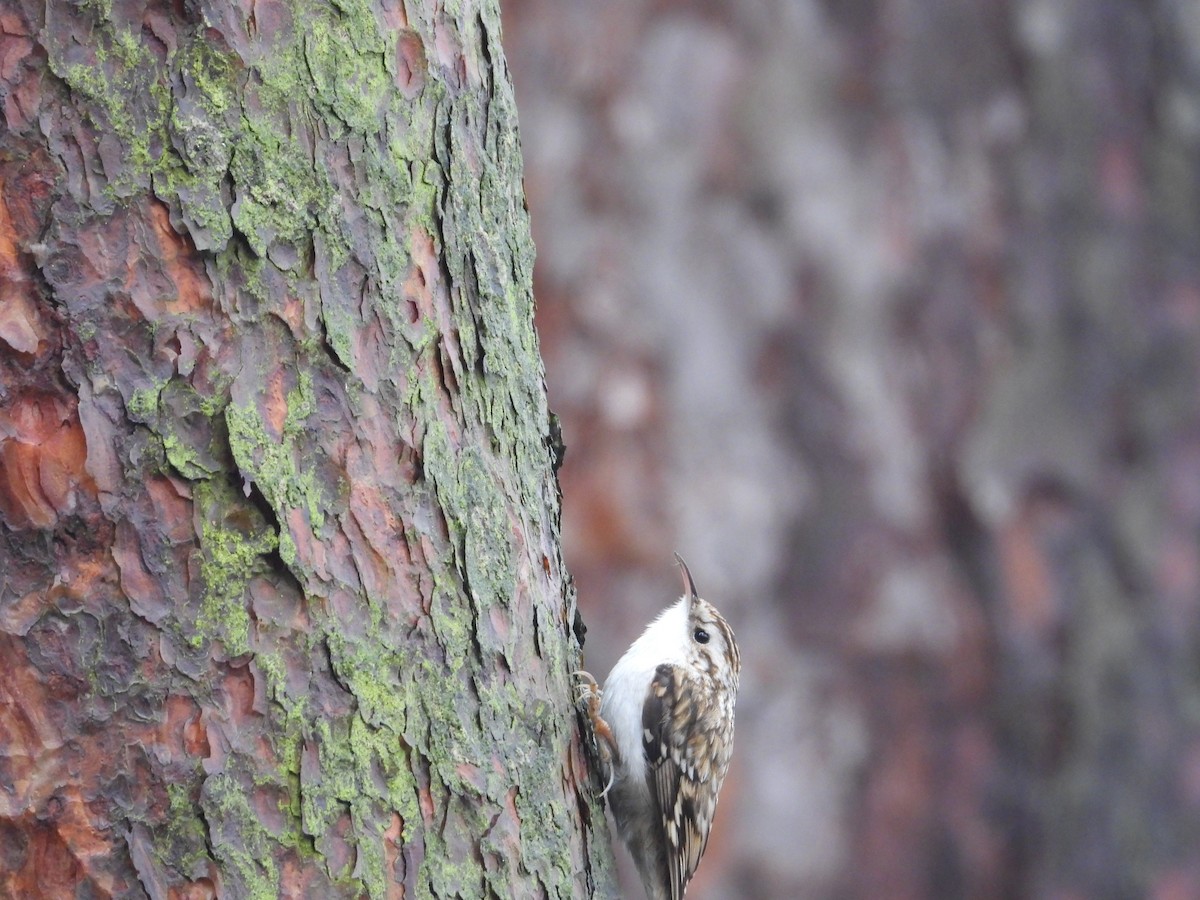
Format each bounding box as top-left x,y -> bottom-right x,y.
674,553 -> 699,600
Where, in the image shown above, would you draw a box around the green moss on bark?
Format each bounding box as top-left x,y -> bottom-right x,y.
194,479 -> 279,655
201,772 -> 283,900
226,368 -> 328,543
38,0 -> 601,893
162,783 -> 213,878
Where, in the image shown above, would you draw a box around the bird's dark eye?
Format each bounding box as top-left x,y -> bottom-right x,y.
694,628 -> 710,644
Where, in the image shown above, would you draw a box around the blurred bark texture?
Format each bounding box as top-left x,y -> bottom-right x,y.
0,0 -> 615,895
503,0 -> 1200,898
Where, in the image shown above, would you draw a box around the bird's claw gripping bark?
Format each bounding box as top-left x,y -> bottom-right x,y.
573,670 -> 616,798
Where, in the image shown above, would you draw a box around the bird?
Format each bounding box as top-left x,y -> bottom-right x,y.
577,555 -> 741,900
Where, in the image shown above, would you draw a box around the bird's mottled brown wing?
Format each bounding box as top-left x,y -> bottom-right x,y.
642,663 -> 726,900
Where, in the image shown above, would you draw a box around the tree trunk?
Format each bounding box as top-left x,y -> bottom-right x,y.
0,0 -> 615,895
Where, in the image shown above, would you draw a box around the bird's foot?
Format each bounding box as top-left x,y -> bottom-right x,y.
573,670 -> 616,798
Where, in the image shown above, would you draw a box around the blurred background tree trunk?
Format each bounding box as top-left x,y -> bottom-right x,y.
0,0 -> 615,896
503,1 -> 1200,897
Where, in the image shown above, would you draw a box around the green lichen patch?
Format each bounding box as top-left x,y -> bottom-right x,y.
226,367 -> 328,541
157,379 -> 230,480
44,0 -> 243,242
193,479 -> 280,655
118,369 -> 232,480
252,648 -> 310,776
158,782 -> 213,880
297,706 -> 420,895
228,117 -> 336,263
177,39 -> 236,118
316,290 -> 358,373
419,802 -> 489,898
125,384 -> 162,422
325,632 -> 408,730
46,18 -> 187,199
200,771 -> 283,900
508,754 -> 578,892
304,14 -> 392,137
428,573 -> 477,678
419,423 -> 520,649
221,0 -> 399,269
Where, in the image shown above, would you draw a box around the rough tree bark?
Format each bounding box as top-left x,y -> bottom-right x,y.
0,0 -> 615,895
